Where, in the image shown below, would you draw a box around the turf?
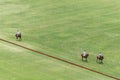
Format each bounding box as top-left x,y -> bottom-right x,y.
0,0 -> 120,80
0,41 -> 114,80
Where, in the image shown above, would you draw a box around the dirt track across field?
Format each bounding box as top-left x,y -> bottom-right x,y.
0,38 -> 119,80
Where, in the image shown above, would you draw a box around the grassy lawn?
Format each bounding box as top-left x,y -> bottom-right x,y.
0,41 -> 114,80
0,0 -> 120,80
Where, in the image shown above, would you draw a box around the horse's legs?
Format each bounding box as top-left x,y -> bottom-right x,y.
100,60 -> 103,64
96,59 -> 100,63
17,36 -> 22,41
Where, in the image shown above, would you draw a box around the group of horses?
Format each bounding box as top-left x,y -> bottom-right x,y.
81,53 -> 104,64
15,33 -> 104,63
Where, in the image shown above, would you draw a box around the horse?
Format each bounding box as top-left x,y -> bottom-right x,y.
96,55 -> 104,63
81,53 -> 89,61
15,33 -> 22,41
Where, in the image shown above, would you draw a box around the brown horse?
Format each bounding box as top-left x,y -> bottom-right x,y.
81,53 -> 89,61
96,55 -> 104,63
15,33 -> 22,41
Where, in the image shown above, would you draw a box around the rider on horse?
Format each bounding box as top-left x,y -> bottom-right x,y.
97,52 -> 104,63
15,30 -> 22,40
81,49 -> 89,61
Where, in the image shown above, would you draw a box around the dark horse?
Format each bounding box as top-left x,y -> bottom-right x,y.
15,33 -> 22,41
81,53 -> 89,61
96,55 -> 104,63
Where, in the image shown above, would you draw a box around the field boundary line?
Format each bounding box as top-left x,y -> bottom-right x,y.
0,38 -> 119,80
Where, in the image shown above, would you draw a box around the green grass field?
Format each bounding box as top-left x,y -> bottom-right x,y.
0,0 -> 120,80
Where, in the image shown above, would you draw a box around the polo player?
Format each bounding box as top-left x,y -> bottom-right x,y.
83,50 -> 87,57
15,30 -> 22,40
